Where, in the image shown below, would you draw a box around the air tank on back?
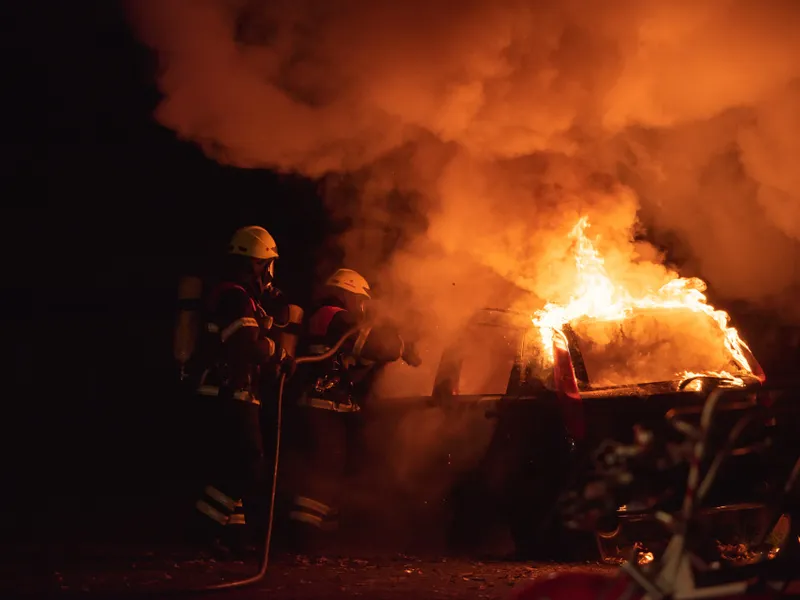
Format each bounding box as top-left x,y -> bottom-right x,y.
174,274 -> 204,379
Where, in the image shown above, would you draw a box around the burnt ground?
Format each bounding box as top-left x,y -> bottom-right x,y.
2,487 -> 610,598
1,543 -> 613,599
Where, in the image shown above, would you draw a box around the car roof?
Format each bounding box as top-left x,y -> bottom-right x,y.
471,308 -> 533,329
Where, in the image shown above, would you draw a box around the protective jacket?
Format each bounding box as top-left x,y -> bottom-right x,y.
297,297 -> 406,413
195,281 -> 285,405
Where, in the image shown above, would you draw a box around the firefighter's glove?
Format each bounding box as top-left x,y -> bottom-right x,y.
402,342 -> 422,368
263,285 -> 284,300
279,355 -> 297,378
261,287 -> 291,327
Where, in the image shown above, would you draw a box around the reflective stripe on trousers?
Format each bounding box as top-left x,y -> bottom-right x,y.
289,495 -> 338,531
196,485 -> 246,527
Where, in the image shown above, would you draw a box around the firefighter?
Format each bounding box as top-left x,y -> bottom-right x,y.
191,225 -> 296,555
286,268 -> 422,552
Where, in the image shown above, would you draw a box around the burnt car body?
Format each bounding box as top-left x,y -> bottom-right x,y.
365,308 -> 800,559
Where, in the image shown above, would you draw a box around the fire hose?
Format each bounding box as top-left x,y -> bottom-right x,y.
185,326 -> 362,595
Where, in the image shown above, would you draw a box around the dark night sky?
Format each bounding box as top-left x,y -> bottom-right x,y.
7,1 -> 329,296
6,1 -> 334,346
4,0 -> 334,512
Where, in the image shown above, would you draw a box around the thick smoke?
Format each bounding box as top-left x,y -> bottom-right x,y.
131,0 -> 800,517
130,0 -> 800,310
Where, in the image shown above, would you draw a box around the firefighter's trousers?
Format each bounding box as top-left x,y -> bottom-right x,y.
287,404 -> 356,538
193,393 -> 267,546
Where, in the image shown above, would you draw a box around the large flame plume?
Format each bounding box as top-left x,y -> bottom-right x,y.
533,216 -> 754,385
533,216 -> 753,385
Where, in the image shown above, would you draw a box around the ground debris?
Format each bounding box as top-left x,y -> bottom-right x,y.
2,543 -> 614,598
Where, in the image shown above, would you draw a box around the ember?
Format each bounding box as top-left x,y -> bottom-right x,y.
532,217 -> 757,386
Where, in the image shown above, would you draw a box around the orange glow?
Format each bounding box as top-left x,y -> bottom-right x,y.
638,551 -> 655,565
532,216 -> 755,387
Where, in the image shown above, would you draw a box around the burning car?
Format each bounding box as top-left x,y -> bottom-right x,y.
365,217 -> 800,560
428,305 -> 783,560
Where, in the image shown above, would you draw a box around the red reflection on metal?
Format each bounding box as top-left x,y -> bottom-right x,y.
552,331 -> 585,441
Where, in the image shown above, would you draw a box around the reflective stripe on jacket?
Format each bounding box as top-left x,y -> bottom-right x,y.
194,281 -> 279,402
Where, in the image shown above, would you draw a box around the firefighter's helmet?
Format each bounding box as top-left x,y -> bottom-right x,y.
326,268 -> 371,298
228,226 -> 279,260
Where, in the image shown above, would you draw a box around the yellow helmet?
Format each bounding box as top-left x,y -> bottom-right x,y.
326,268 -> 371,298
228,226 -> 278,260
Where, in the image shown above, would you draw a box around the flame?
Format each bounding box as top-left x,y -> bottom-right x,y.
532,217 -> 754,382
679,371 -> 745,389
638,551 -> 655,565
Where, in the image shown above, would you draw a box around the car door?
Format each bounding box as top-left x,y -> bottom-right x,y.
362,311 -> 526,511
431,312 -> 538,497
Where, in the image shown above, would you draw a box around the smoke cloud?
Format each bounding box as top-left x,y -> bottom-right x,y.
130,0 -> 800,308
